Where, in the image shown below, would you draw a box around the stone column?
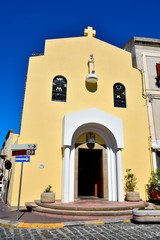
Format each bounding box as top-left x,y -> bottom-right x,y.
62,146 -> 70,203
69,148 -> 75,202
111,149 -> 117,201
107,147 -> 112,201
116,148 -> 124,202
152,150 -> 157,172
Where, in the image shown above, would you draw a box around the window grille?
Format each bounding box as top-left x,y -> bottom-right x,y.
113,83 -> 126,108
52,75 -> 67,102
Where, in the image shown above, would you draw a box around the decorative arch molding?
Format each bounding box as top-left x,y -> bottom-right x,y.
62,108 -> 124,148
71,123 -> 117,150
61,108 -> 124,203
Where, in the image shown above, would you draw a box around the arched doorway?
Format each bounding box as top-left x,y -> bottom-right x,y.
62,108 -> 124,203
78,148 -> 103,198
74,132 -> 108,200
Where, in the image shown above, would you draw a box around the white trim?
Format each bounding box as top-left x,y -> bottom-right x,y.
62,108 -> 124,203
62,146 -> 70,203
151,140 -> 160,149
152,151 -> 157,172
111,148 -> 117,201
141,52 -> 160,58
86,74 -> 98,83
116,149 -> 124,202
141,53 -> 149,89
62,108 -> 124,148
69,148 -> 75,202
107,148 -> 112,201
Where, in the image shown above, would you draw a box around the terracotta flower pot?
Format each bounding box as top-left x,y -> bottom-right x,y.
41,192 -> 55,203
126,192 -> 140,202
150,191 -> 159,198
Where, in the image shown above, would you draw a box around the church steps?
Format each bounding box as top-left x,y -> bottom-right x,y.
34,200 -> 147,212
25,201 -> 147,217
27,205 -> 133,216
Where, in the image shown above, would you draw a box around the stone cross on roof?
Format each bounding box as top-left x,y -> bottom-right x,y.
84,27 -> 96,38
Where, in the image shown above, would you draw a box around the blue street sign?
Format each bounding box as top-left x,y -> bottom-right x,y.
15,156 -> 30,162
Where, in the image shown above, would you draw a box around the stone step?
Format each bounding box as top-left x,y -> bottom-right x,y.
26,202 -> 133,216
34,200 -> 147,212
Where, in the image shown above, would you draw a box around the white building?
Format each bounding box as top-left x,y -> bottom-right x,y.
122,37 -> 160,171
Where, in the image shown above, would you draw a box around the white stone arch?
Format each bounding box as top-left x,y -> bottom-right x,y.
62,108 -> 124,203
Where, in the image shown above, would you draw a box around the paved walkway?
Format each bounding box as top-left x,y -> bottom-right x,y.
0,199 -> 132,225
1,221 -> 160,239
0,198 -> 158,229
1,198 -> 160,239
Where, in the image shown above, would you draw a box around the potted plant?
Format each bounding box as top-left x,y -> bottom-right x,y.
40,185 -> 55,203
124,168 -> 140,201
148,168 -> 160,199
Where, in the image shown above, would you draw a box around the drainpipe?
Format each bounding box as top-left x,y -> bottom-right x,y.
138,68 -> 154,171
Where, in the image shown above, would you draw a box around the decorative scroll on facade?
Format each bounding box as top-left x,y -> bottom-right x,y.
113,83 -> 126,108
52,75 -> 67,102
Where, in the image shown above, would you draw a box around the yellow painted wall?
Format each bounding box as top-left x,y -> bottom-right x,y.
8,32 -> 151,206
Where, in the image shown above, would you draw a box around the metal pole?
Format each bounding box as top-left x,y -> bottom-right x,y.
5,170 -> 10,204
16,162 -> 23,221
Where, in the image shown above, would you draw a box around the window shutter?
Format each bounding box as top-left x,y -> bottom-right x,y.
156,63 -> 160,75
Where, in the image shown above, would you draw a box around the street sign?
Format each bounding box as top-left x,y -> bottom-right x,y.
11,144 -> 37,150
15,156 -> 30,162
12,149 -> 35,156
5,160 -> 12,170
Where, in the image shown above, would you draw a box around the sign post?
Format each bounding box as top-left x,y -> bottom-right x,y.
12,144 -> 37,221
5,170 -> 10,204
15,156 -> 30,220
16,162 -> 23,221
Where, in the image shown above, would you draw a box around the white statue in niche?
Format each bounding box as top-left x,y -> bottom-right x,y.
86,53 -> 98,83
88,54 -> 95,74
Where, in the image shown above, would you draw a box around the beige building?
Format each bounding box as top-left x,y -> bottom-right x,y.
1,27 -> 152,206
122,37 -> 160,171
0,130 -> 18,201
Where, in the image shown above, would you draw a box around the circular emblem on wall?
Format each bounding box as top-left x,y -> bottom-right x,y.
39,163 -> 45,169
114,83 -> 125,94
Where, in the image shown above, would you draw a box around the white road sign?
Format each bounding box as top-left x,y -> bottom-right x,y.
11,144 -> 37,150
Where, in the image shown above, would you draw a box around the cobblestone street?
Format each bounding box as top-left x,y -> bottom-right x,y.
1,222 -> 160,240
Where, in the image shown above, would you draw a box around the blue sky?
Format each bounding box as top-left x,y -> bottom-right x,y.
0,0 -> 160,147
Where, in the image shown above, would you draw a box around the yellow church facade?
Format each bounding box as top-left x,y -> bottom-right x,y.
6,27 -> 151,206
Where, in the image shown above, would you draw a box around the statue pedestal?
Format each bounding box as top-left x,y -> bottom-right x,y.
86,74 -> 98,83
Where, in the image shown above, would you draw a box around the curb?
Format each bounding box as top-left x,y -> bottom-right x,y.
0,219 -> 20,228
0,218 -> 131,229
